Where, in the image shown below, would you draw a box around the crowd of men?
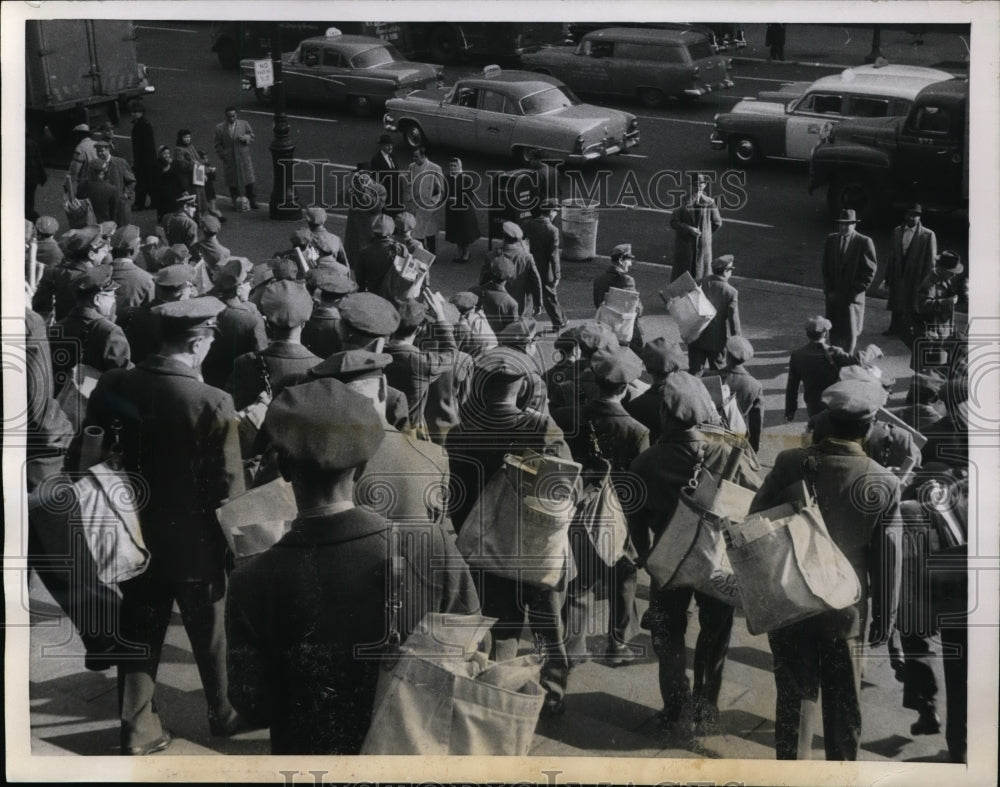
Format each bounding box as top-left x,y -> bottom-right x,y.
22,138 -> 970,763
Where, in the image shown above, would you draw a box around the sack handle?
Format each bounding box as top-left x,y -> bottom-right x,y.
801,455 -> 820,503
381,524 -> 406,671
253,351 -> 272,398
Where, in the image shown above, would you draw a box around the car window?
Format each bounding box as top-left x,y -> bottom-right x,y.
582,40 -> 614,58
799,92 -> 843,115
323,49 -> 344,68
849,96 -> 890,118
350,45 -> 403,69
479,89 -> 507,113
685,40 -> 715,61
301,45 -> 320,67
520,86 -> 580,114
615,42 -> 674,62
910,104 -> 952,134
891,99 -> 913,116
453,86 -> 479,108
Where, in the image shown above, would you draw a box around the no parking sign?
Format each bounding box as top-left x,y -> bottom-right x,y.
253,59 -> 274,88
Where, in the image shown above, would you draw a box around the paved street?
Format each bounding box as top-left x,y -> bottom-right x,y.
18,17 -> 979,772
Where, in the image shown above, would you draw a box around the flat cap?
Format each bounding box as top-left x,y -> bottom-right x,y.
473,346 -> 532,379
88,158 -> 109,174
338,292 -> 400,336
310,267 -> 357,295
489,255 -> 516,281
142,235 -> 160,247
371,214 -> 395,236
498,317 -> 538,348
540,197 -> 560,210
34,216 -> 59,235
711,254 -> 735,272
76,264 -> 119,293
264,378 -> 384,472
200,215 -> 221,234
309,350 -> 392,382
641,336 -> 685,375
160,244 -> 191,267
291,227 -> 313,246
268,256 -> 300,281
176,192 -> 197,206
99,220 -> 118,238
553,325 -> 581,353
501,220 -> 523,241
152,295 -> 225,337
73,123 -> 90,133
396,299 -> 427,331
936,250 -> 963,274
111,224 -> 141,252
211,256 -> 253,292
261,280 -> 314,328
450,291 -> 479,312
661,371 -> 719,427
65,226 -> 102,255
304,207 -> 327,226
725,335 -> 755,364
591,347 -> 643,385
312,234 -> 339,256
92,139 -> 111,150
821,379 -> 887,421
394,212 -> 416,233
155,263 -> 196,288
578,321 -> 618,355
805,315 -> 832,334
610,243 -> 633,261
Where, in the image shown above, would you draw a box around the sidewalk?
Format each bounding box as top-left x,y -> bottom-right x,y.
23,204 -> 958,763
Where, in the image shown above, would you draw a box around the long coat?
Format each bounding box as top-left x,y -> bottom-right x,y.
884,222 -> 936,316
784,340 -> 862,420
689,274 -> 741,356
479,242 -> 543,314
228,341 -> 321,411
344,181 -> 387,270
201,298 -> 268,390
444,173 -> 481,246
404,158 -> 445,240
214,118 -> 255,191
670,196 -> 722,282
821,230 -> 877,353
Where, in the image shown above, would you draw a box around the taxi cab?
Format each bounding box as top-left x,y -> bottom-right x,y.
710,63 -> 954,166
240,28 -> 441,115
521,27 -> 733,108
383,66 -> 640,163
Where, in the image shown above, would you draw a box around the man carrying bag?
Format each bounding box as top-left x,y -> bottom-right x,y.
746,379 -> 903,761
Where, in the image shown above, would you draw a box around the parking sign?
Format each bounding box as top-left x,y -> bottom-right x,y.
254,59 -> 274,88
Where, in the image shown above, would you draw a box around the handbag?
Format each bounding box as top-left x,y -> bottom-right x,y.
569,462 -> 629,569
724,472 -> 862,635
73,461 -> 149,584
361,612 -> 545,755
644,445 -> 753,605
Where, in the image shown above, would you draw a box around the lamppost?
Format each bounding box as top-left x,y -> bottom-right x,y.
268,25 -> 302,220
864,24 -> 884,64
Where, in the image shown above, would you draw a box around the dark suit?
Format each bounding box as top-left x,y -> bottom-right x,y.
523,215 -> 565,326
369,150 -> 403,214
86,355 -> 245,750
131,115 -> 157,209
356,237 -> 401,296
822,230 -> 877,353
301,304 -> 345,360
110,258 -> 155,313
52,306 -> 131,389
785,340 -> 862,421
228,341 -> 321,411
688,274 -> 740,374
77,178 -> 120,224
479,243 -> 543,316
883,222 -> 936,341
201,298 -> 268,390
750,439 -> 902,760
227,507 -> 477,754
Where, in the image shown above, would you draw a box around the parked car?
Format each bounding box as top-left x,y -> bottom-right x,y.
240,28 -> 441,115
521,27 -> 733,107
710,64 -> 955,166
383,66 -> 640,163
564,22 -> 721,51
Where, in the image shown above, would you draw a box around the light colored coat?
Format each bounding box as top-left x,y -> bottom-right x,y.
404,158 -> 445,240
214,118 -> 255,190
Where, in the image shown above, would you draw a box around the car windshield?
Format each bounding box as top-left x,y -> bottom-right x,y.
350,45 -> 403,69
519,86 -> 581,115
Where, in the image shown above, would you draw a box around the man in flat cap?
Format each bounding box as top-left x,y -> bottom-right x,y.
424,302 -> 475,445
192,214 -> 231,272
879,203 -> 936,344
496,317 -> 550,414
703,335 -> 763,452
915,251 -> 966,360
77,157 -> 122,225
479,256 -> 520,335
356,214 -> 404,296
384,292 -> 457,436
444,346 -> 574,715
33,216 -> 64,269
688,254 -> 741,376
750,379 -> 902,760
523,199 -> 567,332
369,133 -> 402,215
785,316 -> 881,425
227,377 -> 472,754
119,263 -> 196,364
553,346 -> 646,664
32,225 -> 105,322
228,280 -> 319,410
822,209 -> 877,354
893,373 -> 945,433
480,220 -> 543,318
544,326 -> 584,412
392,211 -> 424,255
449,290 -> 498,359
51,264 -> 132,391
200,258 -> 267,389
625,336 -> 687,443
304,207 -> 349,268
301,268 -> 358,359
629,372 -> 760,743
163,192 -> 200,249
68,123 -> 99,194
109,225 -> 155,312
344,169 -> 388,268
594,243 -> 644,353
84,296 -> 248,754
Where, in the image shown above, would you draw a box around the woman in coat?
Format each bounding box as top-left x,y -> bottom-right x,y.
670,174 -> 722,282
214,107 -> 257,210
444,158 -> 481,264
174,129 -> 224,221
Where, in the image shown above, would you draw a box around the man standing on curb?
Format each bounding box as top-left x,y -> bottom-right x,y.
523,198 -> 566,332
822,209 -> 877,354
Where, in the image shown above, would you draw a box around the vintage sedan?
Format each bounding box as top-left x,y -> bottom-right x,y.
240,28 -> 441,115
383,67 -> 640,163
710,64 -> 954,166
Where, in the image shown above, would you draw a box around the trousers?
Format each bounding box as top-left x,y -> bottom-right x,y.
563,555 -> 639,656
116,569 -> 233,748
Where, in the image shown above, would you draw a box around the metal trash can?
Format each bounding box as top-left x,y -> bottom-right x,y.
560,199 -> 599,261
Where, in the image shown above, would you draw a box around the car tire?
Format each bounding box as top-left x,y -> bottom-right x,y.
254,86 -> 274,107
827,171 -> 879,224
401,122 -> 426,150
730,136 -> 759,167
429,24 -> 461,65
638,88 -> 665,109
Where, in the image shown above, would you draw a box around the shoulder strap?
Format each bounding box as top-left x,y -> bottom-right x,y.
382,523 -> 406,669
253,351 -> 273,397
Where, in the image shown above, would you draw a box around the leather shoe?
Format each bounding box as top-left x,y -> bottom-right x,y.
123,730 -> 172,756
209,712 -> 261,737
910,710 -> 941,736
606,638 -> 642,666
540,695 -> 565,718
